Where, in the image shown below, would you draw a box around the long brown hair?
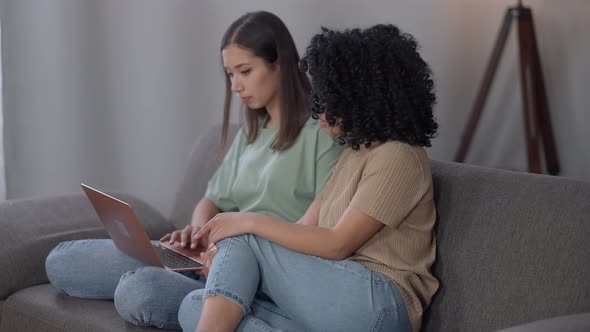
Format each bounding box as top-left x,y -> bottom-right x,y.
220,11 -> 311,151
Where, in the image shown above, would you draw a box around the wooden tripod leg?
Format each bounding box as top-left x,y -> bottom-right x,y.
454,9 -> 513,162
516,7 -> 542,173
527,11 -> 560,175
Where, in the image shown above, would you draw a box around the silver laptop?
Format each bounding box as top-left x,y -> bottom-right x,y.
81,183 -> 204,271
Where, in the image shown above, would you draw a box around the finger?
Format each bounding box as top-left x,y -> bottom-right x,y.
180,225 -> 191,248
198,227 -> 210,248
203,255 -> 211,266
160,233 -> 171,242
194,223 -> 210,241
208,229 -> 219,245
196,266 -> 208,277
205,245 -> 218,261
169,231 -> 180,244
198,252 -> 209,277
205,244 -> 217,256
199,236 -> 210,250
190,227 -> 201,249
195,262 -> 209,277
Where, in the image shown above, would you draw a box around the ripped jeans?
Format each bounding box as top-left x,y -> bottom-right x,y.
45,239 -> 204,330
178,234 -> 411,332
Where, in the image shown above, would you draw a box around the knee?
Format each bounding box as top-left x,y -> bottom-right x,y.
45,241 -> 79,292
115,267 -> 204,329
114,267 -> 168,324
178,289 -> 205,332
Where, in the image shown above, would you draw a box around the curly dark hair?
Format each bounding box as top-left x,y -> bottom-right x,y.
300,24 -> 438,149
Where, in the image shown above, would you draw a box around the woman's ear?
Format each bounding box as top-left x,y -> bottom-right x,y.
270,62 -> 280,78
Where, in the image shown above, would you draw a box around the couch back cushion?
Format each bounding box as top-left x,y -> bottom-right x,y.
423,160 -> 590,331
169,123 -> 239,229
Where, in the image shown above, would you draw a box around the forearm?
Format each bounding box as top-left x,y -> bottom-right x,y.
248,213 -> 346,260
191,197 -> 221,228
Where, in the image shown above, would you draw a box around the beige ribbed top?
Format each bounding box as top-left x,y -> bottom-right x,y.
318,141 -> 439,332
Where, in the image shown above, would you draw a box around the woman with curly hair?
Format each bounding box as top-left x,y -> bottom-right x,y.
179,24 -> 439,332
45,11 -> 343,330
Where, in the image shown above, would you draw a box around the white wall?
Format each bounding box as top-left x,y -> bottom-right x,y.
2,0 -> 589,217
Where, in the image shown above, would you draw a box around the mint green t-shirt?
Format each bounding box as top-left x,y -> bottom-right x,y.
205,117 -> 344,222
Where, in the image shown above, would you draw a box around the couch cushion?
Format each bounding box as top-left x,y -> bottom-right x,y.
0,284 -> 164,332
496,312 -> 590,332
423,161 -> 590,331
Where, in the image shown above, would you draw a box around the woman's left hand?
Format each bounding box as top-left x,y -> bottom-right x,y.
194,212 -> 253,245
197,243 -> 218,277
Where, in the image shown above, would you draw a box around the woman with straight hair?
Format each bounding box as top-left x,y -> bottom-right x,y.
178,24 -> 439,332
45,11 -> 343,330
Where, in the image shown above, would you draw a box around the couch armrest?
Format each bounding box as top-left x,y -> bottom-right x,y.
496,312 -> 590,332
0,192 -> 173,300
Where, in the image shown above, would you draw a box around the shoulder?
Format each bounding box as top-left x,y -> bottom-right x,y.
236,127 -> 247,139
299,116 -> 342,150
231,127 -> 247,144
225,127 -> 248,153
368,141 -> 426,163
363,142 -> 429,180
300,116 -> 322,135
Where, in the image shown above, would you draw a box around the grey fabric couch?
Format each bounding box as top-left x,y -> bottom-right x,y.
1,123 -> 589,332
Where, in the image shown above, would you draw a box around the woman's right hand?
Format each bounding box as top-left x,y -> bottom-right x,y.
160,225 -> 208,249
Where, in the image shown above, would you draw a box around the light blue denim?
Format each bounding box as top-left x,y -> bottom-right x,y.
45,239 -> 204,330
178,234 -> 412,332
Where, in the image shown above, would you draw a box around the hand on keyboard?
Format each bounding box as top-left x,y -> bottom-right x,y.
161,224 -> 209,249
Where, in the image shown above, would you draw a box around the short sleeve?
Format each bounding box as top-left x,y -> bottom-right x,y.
313,130 -> 345,197
349,144 -> 427,228
204,128 -> 245,212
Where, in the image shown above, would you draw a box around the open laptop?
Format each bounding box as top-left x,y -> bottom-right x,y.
81,183 -> 204,271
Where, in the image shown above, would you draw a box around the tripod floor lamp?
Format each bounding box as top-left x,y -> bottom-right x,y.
454,1 -> 559,175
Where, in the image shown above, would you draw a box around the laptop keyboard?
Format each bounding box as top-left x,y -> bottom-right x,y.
153,245 -> 203,269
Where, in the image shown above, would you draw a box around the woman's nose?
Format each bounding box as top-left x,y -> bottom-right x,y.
231,77 -> 243,92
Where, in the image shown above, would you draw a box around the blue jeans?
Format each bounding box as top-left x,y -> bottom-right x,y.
45,239 -> 204,330
178,234 -> 411,332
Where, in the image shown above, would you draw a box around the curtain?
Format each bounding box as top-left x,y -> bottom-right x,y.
2,1 -> 589,210
0,17 -> 5,201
